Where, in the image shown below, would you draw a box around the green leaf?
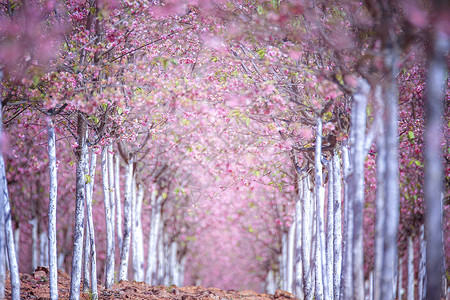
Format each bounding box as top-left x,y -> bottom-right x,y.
256,48 -> 266,60
247,225 -> 254,233
85,174 -> 92,184
162,192 -> 168,199
257,5 -> 265,15
101,102 -> 108,111
408,130 -> 415,140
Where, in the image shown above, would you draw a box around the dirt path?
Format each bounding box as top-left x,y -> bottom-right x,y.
4,267 -> 297,299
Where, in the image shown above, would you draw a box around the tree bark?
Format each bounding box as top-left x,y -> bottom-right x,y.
119,156 -> 133,281
69,113 -> 88,300
424,24 -> 448,300
102,146 -> 114,288
326,157 -> 334,300
115,155 -> 123,252
30,218 -> 39,271
135,183 -> 145,281
315,116 -> 327,300
108,145 -> 115,280
340,143 -> 353,300
332,150 -> 342,300
349,79 -> 369,300
0,140 -> 18,299
302,175 -> 314,300
47,118 -> 58,300
85,151 -> 98,298
418,224 -> 426,300
146,191 -> 162,285
381,47 -> 400,300
294,178 -> 303,298
374,86 -> 385,300
83,217 -> 90,292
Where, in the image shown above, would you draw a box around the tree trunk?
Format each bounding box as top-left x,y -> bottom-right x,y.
0,173 -> 4,300
294,177 -> 303,298
40,230 -> 48,266
83,218 -> 90,292
102,146 -> 114,288
349,79 -> 369,300
47,118 -> 58,299
380,47 -> 400,300
281,233 -> 287,291
397,255 -> 403,299
424,24 -> 448,300
407,235 -> 414,300
85,151 -> 98,298
326,157 -> 334,300
135,183 -> 145,281
69,113 -> 88,300
30,218 -> 39,270
157,221 -> 165,284
115,155 -> 123,252
418,224 -> 426,300
332,150 -> 342,300
146,191 -> 162,285
119,156 -> 133,281
108,145 -> 115,280
302,175 -> 314,300
374,86 -> 385,300
340,144 -> 353,300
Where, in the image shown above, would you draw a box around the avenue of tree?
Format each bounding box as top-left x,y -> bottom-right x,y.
0,1 -> 449,300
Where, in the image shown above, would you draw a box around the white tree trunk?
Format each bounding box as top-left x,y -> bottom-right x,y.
424,27 -> 448,300
418,224 -> 426,300
397,256 -> 403,299
85,151 -> 98,298
0,173 -> 4,300
326,157 -> 334,300
314,116 -> 327,300
69,115 -> 87,300
350,79 -> 369,300
266,269 -> 276,294
157,222 -> 165,284
281,233 -> 287,291
102,146 -> 114,288
407,235 -> 414,300
13,227 -> 19,266
332,150 -> 342,300
340,144 -> 353,300
374,86 -> 385,300
302,175 -> 314,300
119,156 -> 133,281
83,220 -> 90,292
0,151 -> 20,299
294,177 -> 303,298
108,145 -> 115,280
47,118 -> 58,300
40,230 -> 48,266
30,218 -> 39,270
131,175 -> 137,281
115,155 -> 123,252
135,183 -> 144,281
146,191 -> 162,285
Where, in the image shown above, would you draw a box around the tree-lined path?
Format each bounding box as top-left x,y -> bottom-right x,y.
0,1 -> 448,299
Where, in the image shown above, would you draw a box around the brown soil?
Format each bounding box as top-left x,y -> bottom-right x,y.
4,267 -> 297,299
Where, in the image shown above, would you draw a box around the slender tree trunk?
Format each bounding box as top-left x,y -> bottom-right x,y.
381,45 -> 400,300
315,117 -> 328,299
131,174 -> 137,281
69,113 -> 88,300
407,235 -> 414,300
119,156 -> 133,281
424,25 -> 448,300
47,118 -> 58,300
40,230 -> 48,266
0,176 -> 4,300
350,79 -> 369,300
115,155 -> 123,252
83,218 -> 90,292
418,224 -> 426,300
341,143 -> 353,300
157,221 -> 165,284
397,255 -> 403,299
332,150 -> 342,300
13,227 -> 19,266
326,157 -> 334,300
281,233 -> 287,291
374,86 -> 385,300
0,103 -> 20,299
146,191 -> 162,285
294,177 -> 303,298
302,176 -> 314,300
85,151 -> 98,298
135,183 -> 144,281
102,146 -> 114,288
108,145 -> 115,280
287,224 -> 295,293
30,218 -> 39,270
